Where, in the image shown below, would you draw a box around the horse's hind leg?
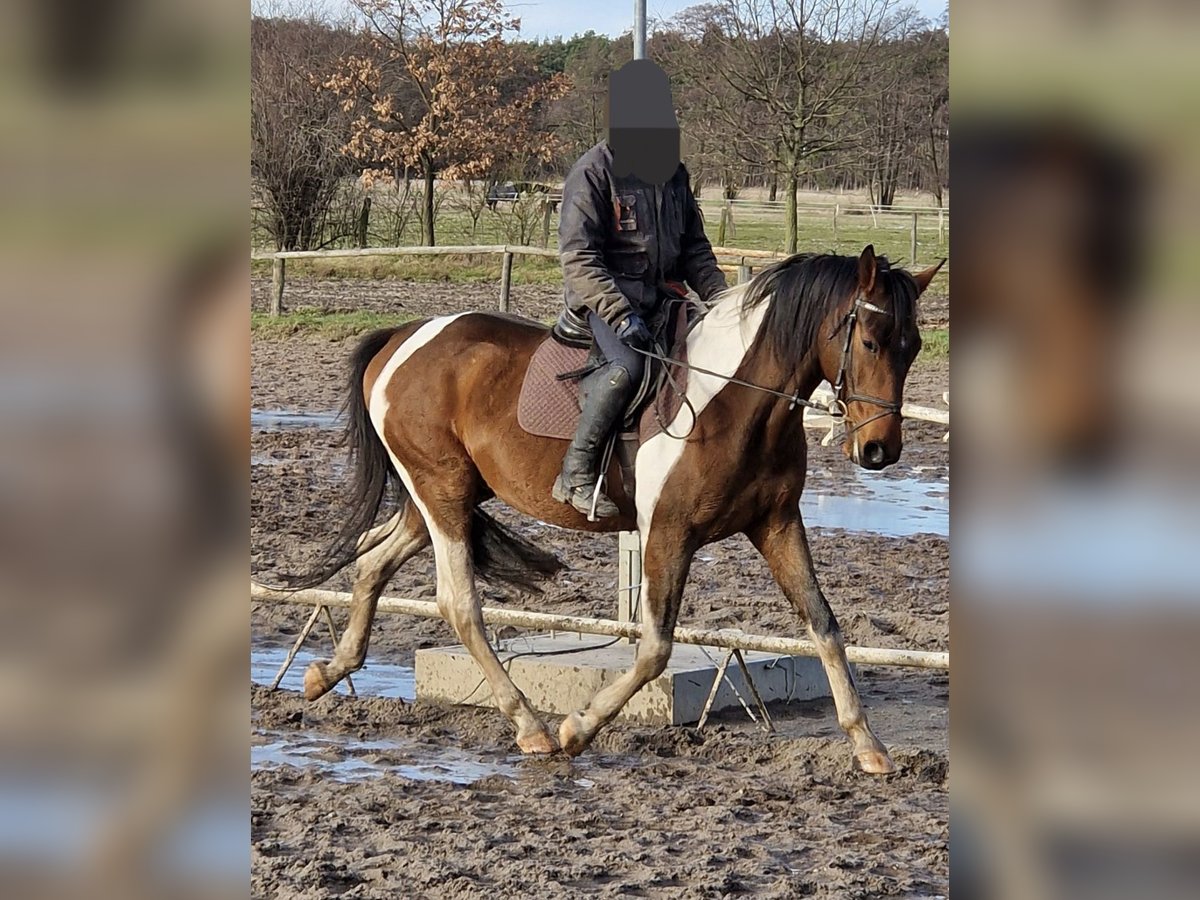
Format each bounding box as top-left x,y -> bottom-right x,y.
428,523 -> 558,754
750,513 -> 895,775
304,503 -> 430,700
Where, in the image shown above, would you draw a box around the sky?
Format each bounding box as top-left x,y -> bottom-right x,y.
507,0 -> 948,41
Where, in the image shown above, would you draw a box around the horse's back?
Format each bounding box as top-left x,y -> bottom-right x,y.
363,311 -> 548,414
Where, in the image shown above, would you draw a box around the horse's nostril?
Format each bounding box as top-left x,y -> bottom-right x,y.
864,441 -> 886,466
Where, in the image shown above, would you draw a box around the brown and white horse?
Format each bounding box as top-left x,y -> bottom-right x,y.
291,245 -> 942,774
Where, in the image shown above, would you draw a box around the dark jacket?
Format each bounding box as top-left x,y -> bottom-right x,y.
556,141 -> 726,340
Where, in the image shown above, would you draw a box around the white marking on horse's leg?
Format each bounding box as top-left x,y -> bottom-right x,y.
750,514 -> 894,774
560,617 -> 673,757
340,505 -> 429,669
807,626 -> 893,774
304,506 -> 430,700
426,533 -> 556,753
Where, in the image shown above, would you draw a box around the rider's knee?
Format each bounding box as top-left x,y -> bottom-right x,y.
607,363 -> 636,392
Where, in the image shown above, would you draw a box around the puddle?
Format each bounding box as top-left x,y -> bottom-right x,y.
251,646 -> 621,787
802,471 -> 948,537
252,646 -> 415,701
251,409 -> 341,430
252,728 -> 522,785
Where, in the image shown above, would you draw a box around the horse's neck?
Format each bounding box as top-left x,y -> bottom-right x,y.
688,288 -> 822,397
686,287 -> 768,380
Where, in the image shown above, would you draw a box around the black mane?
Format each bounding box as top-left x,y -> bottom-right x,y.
740,252 -> 919,362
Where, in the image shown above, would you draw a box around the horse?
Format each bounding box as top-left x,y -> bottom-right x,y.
289,244 -> 943,774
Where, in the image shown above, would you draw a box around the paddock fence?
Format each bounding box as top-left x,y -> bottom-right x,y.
249,242 -> 936,317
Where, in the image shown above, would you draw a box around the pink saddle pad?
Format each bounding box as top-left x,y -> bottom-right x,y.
517,304 -> 693,443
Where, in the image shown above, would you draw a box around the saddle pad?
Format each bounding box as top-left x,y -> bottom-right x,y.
517,304 -> 693,443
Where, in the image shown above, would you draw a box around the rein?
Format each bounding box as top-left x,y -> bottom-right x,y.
632,293 -> 901,439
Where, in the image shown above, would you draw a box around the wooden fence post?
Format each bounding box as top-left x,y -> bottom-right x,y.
833,203 -> 840,246
738,263 -> 751,285
499,250 -> 514,312
618,530 -> 641,645
270,257 -> 285,317
910,212 -> 918,265
355,197 -> 371,249
540,200 -> 552,249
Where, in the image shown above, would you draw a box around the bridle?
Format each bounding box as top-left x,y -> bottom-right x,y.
827,293 -> 902,437
632,291 -> 903,439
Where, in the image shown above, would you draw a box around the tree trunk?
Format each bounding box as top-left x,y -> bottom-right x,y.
768,175 -> 778,203
785,172 -> 798,255
355,196 -> 371,249
422,166 -> 436,247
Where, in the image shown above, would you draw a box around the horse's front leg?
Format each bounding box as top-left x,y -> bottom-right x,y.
559,527 -> 694,756
749,513 -> 895,774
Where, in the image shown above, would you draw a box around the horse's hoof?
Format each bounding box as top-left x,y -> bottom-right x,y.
855,748 -> 897,775
558,711 -> 592,758
516,727 -> 559,755
303,660 -> 335,701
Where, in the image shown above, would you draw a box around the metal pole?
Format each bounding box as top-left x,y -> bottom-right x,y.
634,0 -> 647,59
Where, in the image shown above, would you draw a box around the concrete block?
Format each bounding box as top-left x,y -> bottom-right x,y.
415,633 -> 834,725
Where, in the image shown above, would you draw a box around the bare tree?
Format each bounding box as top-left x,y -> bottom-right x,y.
673,0 -> 908,252
251,13 -> 359,250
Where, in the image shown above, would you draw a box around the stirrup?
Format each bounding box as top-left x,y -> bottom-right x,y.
553,475 -> 619,520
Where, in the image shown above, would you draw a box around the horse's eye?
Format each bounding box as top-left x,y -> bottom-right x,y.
862,338 -> 878,353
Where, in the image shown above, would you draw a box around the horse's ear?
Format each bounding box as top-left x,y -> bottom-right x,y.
912,257 -> 947,294
857,245 -> 877,293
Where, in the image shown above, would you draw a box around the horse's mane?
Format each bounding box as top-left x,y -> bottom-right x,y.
740,252 -> 919,362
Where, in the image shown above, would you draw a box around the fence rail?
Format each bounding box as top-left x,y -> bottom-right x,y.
251,243 -> 796,316
251,583 -> 950,671
251,242 -> 946,322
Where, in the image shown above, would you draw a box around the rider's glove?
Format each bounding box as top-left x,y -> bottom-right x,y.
614,312 -> 651,348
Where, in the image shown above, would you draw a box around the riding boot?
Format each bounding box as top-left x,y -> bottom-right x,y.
553,364 -> 634,518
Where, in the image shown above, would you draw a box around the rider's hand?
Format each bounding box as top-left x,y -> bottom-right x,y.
615,312 -> 651,348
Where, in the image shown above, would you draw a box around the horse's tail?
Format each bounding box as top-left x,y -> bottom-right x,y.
277,324 -> 562,594
277,327 -> 405,590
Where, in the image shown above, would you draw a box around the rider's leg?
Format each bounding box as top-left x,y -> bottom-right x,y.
553,314 -> 644,518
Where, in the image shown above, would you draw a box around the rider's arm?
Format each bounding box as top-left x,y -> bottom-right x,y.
558,160 -> 633,326
677,170 -> 728,305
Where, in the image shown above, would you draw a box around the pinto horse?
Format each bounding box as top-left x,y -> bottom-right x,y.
292,245 -> 942,774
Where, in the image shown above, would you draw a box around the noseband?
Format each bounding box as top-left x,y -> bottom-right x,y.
828,294 -> 902,436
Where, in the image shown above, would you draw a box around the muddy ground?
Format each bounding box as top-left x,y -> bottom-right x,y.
251,280 -> 949,899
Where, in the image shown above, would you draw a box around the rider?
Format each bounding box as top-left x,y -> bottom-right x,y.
552,60 -> 727,518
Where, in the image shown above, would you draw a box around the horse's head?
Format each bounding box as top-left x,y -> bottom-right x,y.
817,246 -> 944,469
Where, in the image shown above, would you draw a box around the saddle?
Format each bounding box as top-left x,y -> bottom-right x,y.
517,301 -> 695,494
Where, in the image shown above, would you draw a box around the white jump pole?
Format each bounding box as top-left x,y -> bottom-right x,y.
251,583 -> 950,671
